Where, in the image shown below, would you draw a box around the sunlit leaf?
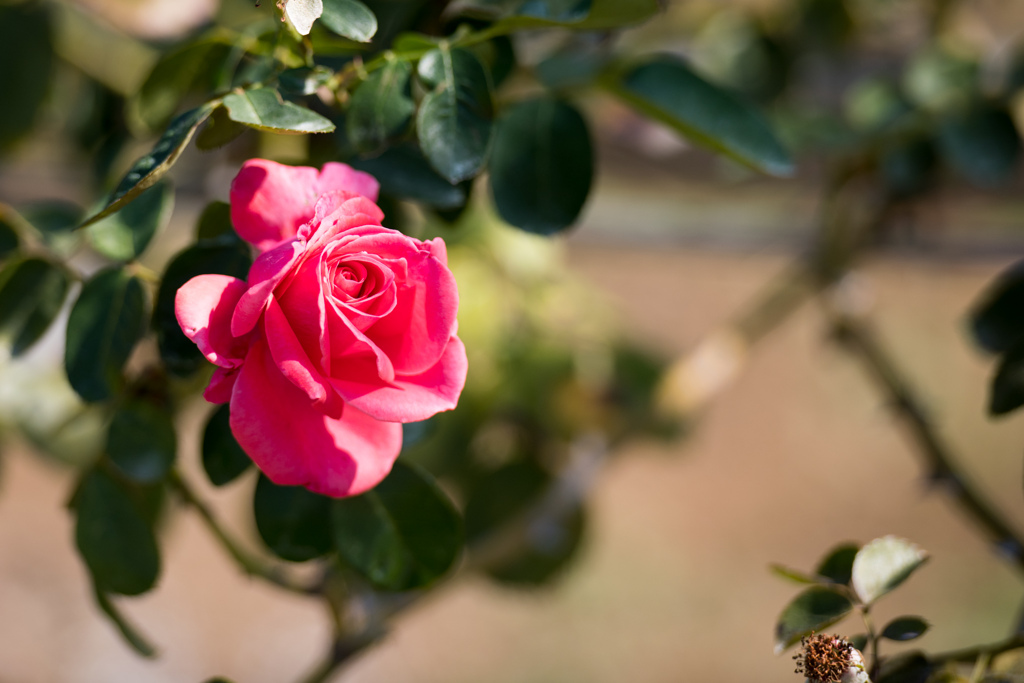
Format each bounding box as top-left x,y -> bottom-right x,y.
222,88 -> 335,134
851,536 -> 928,604
319,0 -> 377,42
195,105 -> 248,151
284,0 -> 323,35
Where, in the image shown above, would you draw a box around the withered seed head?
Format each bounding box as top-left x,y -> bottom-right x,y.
793,633 -> 854,683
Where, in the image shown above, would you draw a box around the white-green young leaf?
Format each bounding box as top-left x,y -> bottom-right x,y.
284,0 -> 323,35
416,47 -> 494,183
222,88 -> 335,134
319,0 -> 377,42
606,55 -> 793,176
851,536 -> 928,604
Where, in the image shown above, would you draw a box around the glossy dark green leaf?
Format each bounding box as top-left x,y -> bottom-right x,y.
489,98 -> 592,235
65,268 -> 148,402
279,66 -> 334,96
990,342 -> 1024,416
107,400 -> 177,483
470,36 -> 516,88
816,543 -> 860,585
851,536 -> 928,604
607,55 -> 793,176
0,258 -> 70,357
881,616 -> 930,642
194,201 -> 234,242
92,584 -> 158,657
970,261 -> 1024,354
332,461 -> 462,590
0,218 -> 18,260
202,404 -> 252,486
347,60 -> 414,155
774,586 -> 854,653
254,475 -> 333,562
319,0 -> 377,42
350,145 -> 466,208
152,241 -> 252,376
0,2 -> 53,149
222,88 -> 334,134
876,653 -> 932,683
132,37 -> 232,132
416,47 -> 494,184
20,200 -> 83,242
87,182 -> 173,261
939,104 -> 1022,188
81,104 -> 214,228
195,105 -> 248,151
74,468 -> 161,596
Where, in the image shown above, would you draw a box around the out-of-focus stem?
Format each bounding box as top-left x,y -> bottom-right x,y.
930,633 -> 1024,664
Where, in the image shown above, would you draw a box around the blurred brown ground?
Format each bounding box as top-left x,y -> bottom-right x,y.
1,234 -> 1023,682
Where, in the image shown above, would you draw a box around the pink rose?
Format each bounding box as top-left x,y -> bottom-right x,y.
175,159 -> 467,497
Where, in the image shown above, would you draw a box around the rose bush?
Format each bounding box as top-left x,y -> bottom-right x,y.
175,160 -> 467,497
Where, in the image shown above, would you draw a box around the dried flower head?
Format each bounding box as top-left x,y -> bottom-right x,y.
793,634 -> 867,683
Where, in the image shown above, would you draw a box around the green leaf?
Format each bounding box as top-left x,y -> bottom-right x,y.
416,47 -> 494,183
0,258 -> 70,357
876,653 -> 932,683
195,105 -> 248,151
881,616 -> 929,642
769,564 -> 820,585
92,584 -> 158,657
0,218 -> 18,260
774,586 -> 854,653
0,2 -> 53,149
74,468 -> 161,596
222,88 -> 335,134
279,66 -> 334,96
970,260 -> 1024,354
20,200 -> 84,242
816,543 -> 860,585
990,342 -> 1024,416
606,55 -> 794,176
254,475 -> 333,562
152,241 -> 252,376
489,97 -> 592,235
536,50 -> 608,90
319,0 -> 377,42
194,201 -> 234,242
202,404 -> 252,486
81,104 -> 214,228
132,37 -> 232,133
848,633 -> 868,652
87,182 -> 173,262
487,0 -> 658,31
332,461 -> 462,590
851,536 -> 929,604
470,35 -> 516,88
350,144 -> 466,208
107,400 -> 177,483
939,104 -> 1022,188
65,268 -> 148,402
347,60 -> 415,155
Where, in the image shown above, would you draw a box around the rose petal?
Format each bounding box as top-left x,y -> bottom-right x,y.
318,162 -> 379,203
175,274 -> 249,367
230,337 -> 402,498
332,336 -> 468,422
301,194 -> 386,246
231,240 -> 304,337
204,366 -> 239,403
264,296 -> 344,419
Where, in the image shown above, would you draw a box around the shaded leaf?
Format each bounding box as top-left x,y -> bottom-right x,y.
606,55 -> 793,176
107,400 -> 177,483
202,404 -> 252,486
194,201 -> 233,242
74,468 -> 161,596
195,105 -> 248,151
65,268 -> 148,402
254,475 -> 333,562
0,218 -> 19,260
416,47 -> 493,183
332,461 -> 462,590
92,584 -> 158,657
990,342 -> 1024,416
848,633 -> 869,652
876,652 -> 932,683
81,104 -> 214,227
0,2 -> 53,149
20,200 -> 83,243
152,241 -> 252,376
536,50 -> 608,90
816,543 -> 860,585
347,60 -> 415,154
881,616 -> 930,642
132,36 -> 232,132
774,586 -> 854,653
87,182 -> 173,261
350,144 -> 466,208
319,0 -> 377,42
489,97 -> 592,235
279,66 -> 334,96
487,0 -> 658,32
969,259 -> 1024,354
0,257 -> 70,357
938,104 -> 1022,188
851,536 -> 928,604
222,88 -> 335,134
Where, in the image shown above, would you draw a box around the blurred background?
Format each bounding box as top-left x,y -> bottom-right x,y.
3,0 -> 1024,681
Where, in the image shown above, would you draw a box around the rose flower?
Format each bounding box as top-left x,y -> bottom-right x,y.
175,160 -> 467,497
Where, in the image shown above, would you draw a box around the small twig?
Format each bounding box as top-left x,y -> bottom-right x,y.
168,469 -> 321,594
827,312 -> 1024,573
930,633 -> 1024,665
858,605 -> 879,679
